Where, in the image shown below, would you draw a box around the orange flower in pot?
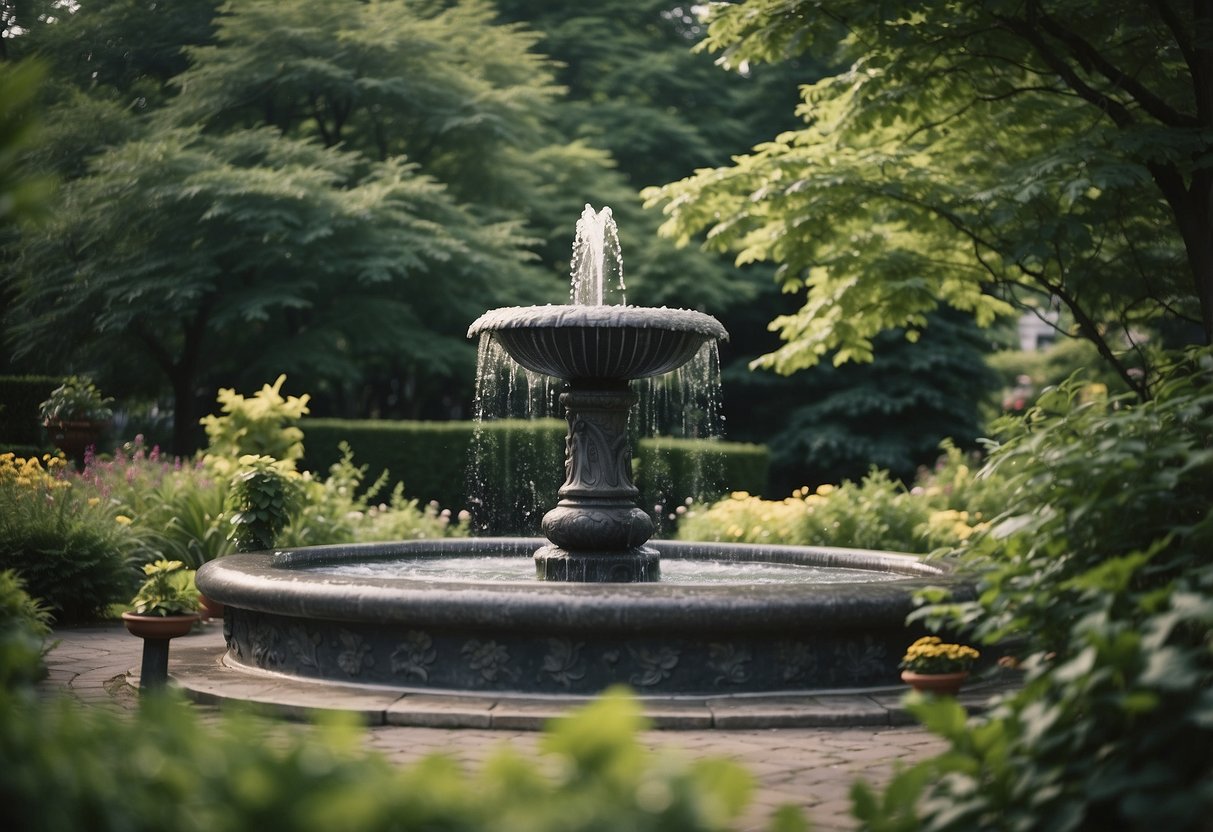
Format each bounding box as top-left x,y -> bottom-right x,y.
899,636 -> 980,696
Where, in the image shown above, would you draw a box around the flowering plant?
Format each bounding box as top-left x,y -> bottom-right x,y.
39,375 -> 113,423
900,636 -> 980,674
129,559 -> 198,617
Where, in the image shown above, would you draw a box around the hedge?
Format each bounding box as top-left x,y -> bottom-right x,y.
300,418 -> 770,534
636,437 -> 770,510
0,375 -> 59,446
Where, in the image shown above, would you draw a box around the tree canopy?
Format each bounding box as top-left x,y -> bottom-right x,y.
645,0 -> 1213,398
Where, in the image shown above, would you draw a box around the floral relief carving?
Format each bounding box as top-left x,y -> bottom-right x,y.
250,618 -> 285,669
540,638 -> 586,689
462,639 -> 518,683
286,624 -> 322,670
334,629 -> 374,677
391,631 -> 438,682
628,645 -> 679,687
836,637 -> 887,682
780,642 -> 819,683
707,643 -> 752,686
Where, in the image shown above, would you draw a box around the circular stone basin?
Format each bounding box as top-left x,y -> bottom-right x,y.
467,305 -> 728,380
198,539 -> 963,697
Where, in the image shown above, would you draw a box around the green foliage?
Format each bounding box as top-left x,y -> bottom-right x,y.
38,375 -> 113,423
0,570 -> 52,690
200,375 -> 309,476
128,559 -> 197,617
856,351 -> 1213,830
678,442 -> 1002,553
757,311 -> 999,489
0,374 -> 59,444
0,452 -> 134,622
0,59 -> 55,226
645,1 -> 1211,395
0,687 -> 771,832
85,438 -> 231,570
224,456 -> 300,553
281,443 -> 463,548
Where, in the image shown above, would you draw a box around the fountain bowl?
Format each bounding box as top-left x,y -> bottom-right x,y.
196,538 -> 965,697
468,305 -> 727,380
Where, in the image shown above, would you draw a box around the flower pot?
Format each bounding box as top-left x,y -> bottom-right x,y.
900,669 -> 969,696
44,419 -> 107,464
198,593 -> 224,621
121,611 -> 201,641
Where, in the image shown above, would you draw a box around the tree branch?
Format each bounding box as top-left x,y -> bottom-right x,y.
1035,10 -> 1197,127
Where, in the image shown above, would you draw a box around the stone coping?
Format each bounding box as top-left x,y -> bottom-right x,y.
171,643 -> 1011,730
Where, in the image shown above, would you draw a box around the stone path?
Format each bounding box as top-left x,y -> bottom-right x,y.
37,622 -> 965,831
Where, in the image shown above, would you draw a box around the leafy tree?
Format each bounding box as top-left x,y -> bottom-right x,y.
645,0 -> 1213,399
2,0 -> 589,448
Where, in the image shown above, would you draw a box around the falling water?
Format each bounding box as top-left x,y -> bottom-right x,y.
469,204 -> 726,537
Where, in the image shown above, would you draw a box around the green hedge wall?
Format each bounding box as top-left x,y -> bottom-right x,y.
301,418 -> 566,533
636,437 -> 770,511
301,418 -> 769,534
0,375 -> 59,446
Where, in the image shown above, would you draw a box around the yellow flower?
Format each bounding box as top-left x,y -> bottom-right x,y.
815,484 -> 835,496
87,497 -> 101,507
115,515 -> 132,526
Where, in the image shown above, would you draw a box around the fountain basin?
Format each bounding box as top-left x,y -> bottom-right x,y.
468,305 -> 727,380
196,539 -> 965,696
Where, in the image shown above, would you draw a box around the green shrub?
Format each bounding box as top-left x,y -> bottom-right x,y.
199,375 -> 310,478
0,452 -> 135,622
855,353 -> 1213,830
226,455 -> 301,552
675,445 -> 1000,554
0,687 -> 773,832
0,375 -> 59,445
0,570 -> 51,690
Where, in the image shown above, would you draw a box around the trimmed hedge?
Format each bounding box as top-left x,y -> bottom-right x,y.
301,418 -> 566,533
301,419 -> 769,534
0,375 -> 59,446
636,437 -> 770,509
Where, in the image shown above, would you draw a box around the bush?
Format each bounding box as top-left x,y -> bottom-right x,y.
855,352 -> 1213,830
675,445 -> 1000,553
199,375 -> 310,478
0,687 -> 773,832
0,570 -> 51,690
0,375 -> 59,446
0,453 -> 135,622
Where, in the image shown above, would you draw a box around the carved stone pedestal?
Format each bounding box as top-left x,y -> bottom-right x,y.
537,382 -> 658,582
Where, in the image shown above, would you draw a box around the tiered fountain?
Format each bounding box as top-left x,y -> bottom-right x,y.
195,207 -> 961,705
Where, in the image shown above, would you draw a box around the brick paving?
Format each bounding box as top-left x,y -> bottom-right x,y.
37,622 -> 955,831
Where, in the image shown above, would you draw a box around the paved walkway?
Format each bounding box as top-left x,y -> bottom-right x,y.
37,622 -> 959,832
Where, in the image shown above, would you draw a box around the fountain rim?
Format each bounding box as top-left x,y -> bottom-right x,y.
467,305 -> 729,341
196,538 -> 964,634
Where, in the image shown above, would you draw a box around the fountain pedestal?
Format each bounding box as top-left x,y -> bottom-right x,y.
536,381 -> 658,582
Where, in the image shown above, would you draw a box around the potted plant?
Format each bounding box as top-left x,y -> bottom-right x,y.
122,560 -> 201,690
899,635 -> 980,696
39,375 -> 114,462
123,559 -> 201,636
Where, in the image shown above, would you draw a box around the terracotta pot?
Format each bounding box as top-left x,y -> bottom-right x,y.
900,669 -> 969,696
198,594 -> 225,620
44,419 -> 107,463
121,611 -> 201,640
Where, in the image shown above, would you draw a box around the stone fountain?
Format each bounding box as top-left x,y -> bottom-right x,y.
193,207 -> 966,712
